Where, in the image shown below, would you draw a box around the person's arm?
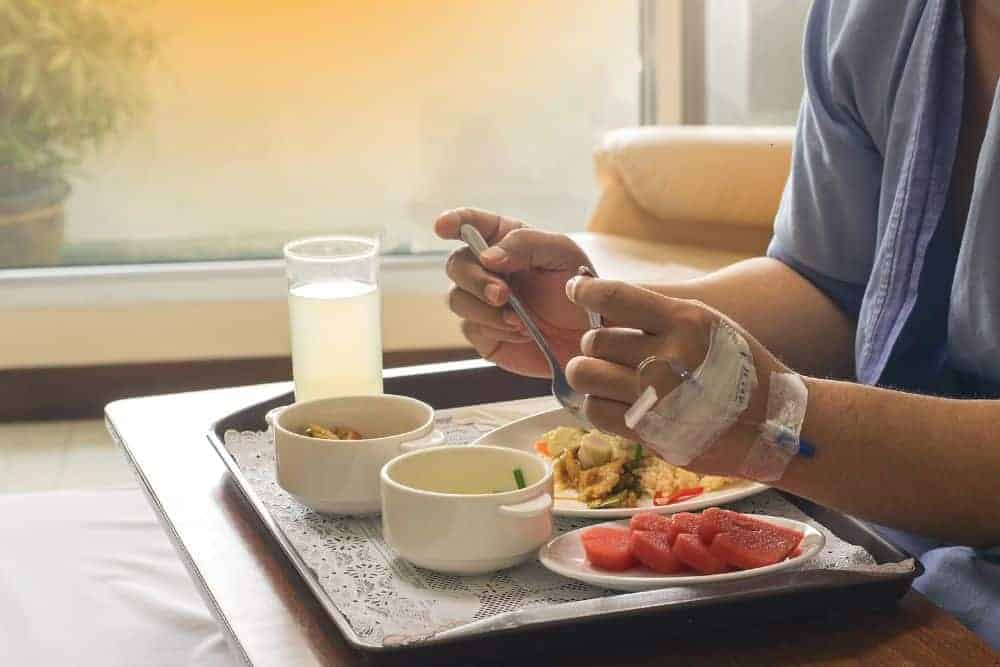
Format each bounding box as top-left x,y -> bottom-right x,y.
784,379 -> 1000,546
639,256 -> 857,380
564,277 -> 1000,548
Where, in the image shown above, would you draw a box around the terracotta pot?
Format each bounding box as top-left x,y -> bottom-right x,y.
0,170 -> 70,269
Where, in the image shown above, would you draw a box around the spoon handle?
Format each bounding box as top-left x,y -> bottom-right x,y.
576,265 -> 603,330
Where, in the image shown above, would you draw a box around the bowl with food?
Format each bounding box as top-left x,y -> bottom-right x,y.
271,395 -> 444,515
472,407 -> 767,518
381,445 -> 553,574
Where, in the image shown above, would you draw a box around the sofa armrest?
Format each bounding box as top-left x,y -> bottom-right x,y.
587,126 -> 794,255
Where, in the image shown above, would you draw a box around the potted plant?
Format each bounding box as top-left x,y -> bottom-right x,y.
0,0 -> 155,268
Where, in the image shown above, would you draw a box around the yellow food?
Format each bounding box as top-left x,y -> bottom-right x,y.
303,424 -> 363,440
539,427 -> 739,508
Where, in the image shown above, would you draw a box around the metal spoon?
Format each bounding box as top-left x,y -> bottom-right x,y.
459,224 -> 601,427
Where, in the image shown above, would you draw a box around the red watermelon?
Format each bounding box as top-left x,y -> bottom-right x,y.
629,512 -> 674,534
673,533 -> 729,574
581,526 -> 636,571
630,530 -> 685,574
699,508 -> 803,545
709,525 -> 800,570
671,512 -> 703,537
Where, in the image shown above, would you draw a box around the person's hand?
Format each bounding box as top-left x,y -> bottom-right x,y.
564,276 -> 792,477
435,207 -> 593,378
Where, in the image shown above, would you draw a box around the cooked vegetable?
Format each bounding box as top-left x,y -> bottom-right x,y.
578,432 -> 613,469
653,486 -> 704,506
513,468 -> 526,489
303,424 -> 363,440
588,489 -> 630,509
533,440 -> 551,457
538,426 -> 737,509
632,443 -> 644,466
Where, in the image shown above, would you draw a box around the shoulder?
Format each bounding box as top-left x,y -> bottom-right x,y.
804,0 -> 935,145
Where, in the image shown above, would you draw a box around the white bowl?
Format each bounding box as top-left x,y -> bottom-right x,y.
381,445 -> 553,574
271,395 -> 444,515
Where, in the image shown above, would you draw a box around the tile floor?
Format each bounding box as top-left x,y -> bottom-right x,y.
0,419 -> 136,494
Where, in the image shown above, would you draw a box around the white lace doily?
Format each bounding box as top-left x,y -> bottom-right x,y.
222,405 -> 898,648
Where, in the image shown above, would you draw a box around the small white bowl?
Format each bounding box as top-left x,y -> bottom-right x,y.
271,395 -> 444,515
381,445 -> 553,574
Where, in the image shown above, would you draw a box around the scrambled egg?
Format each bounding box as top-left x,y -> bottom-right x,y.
538,427 -> 737,508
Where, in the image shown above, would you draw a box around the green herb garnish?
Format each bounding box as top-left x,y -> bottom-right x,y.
588,489 -> 629,509
513,468 -> 526,489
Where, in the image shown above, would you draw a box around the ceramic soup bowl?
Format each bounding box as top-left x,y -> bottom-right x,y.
271,395 -> 444,515
381,445 -> 553,574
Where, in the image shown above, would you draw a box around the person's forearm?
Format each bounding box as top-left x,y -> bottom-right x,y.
643,257 -> 855,379
778,378 -> 1000,546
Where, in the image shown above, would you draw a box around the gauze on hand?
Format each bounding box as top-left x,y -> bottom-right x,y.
624,321 -> 757,466
623,320 -> 810,481
740,372 -> 808,482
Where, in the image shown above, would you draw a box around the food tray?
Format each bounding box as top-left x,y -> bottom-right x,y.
207,363 -> 922,654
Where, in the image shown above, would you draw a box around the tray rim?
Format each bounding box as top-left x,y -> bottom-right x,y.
207,385 -> 923,654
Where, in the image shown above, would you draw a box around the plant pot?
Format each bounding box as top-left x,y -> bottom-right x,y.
0,171 -> 70,269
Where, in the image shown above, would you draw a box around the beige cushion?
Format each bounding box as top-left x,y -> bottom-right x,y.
588,126 -> 794,254
571,232 -> 747,284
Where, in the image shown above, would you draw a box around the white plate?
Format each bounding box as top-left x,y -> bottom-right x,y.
539,515 -> 825,591
471,407 -> 768,518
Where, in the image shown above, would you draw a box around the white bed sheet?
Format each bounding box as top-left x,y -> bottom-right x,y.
0,487 -> 237,666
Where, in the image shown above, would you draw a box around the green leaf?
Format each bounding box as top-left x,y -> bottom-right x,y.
47,48 -> 72,72
0,43 -> 26,60
18,63 -> 36,101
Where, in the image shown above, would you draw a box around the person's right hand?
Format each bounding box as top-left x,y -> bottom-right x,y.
435,208 -> 594,378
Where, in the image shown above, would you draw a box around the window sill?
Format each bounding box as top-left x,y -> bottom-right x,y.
0,254 -> 451,309
0,255 -> 463,369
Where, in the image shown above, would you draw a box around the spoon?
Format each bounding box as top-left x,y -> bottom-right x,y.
460,224 -> 600,427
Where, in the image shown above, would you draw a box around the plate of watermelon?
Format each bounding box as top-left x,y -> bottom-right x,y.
538,508 -> 824,591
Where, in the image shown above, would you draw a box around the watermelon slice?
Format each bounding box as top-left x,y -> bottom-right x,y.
709,525 -> 800,570
629,512 -> 674,534
581,526 -> 636,571
671,512 -> 702,537
673,533 -> 729,574
630,530 -> 685,574
698,508 -> 804,545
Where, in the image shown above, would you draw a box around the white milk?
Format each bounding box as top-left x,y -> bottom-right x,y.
288,280 -> 383,401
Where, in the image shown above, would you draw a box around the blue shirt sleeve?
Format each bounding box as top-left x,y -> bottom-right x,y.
767,0 -> 883,320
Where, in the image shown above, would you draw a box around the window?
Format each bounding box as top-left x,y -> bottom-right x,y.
681,0 -> 811,125
1,0 -> 814,370
1,0 -> 640,270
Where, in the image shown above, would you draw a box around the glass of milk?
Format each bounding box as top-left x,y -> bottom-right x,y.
283,236 -> 383,402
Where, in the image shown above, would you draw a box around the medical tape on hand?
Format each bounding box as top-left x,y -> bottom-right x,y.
623,321 -> 757,466
740,372 -> 808,482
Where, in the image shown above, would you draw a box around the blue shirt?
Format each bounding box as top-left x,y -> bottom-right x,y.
767,0 -> 1000,648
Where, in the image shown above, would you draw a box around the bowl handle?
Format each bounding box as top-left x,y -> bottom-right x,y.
398,429 -> 446,453
498,494 -> 552,519
264,405 -> 290,428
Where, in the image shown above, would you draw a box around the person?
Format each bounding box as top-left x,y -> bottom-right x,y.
435,0 -> 1000,649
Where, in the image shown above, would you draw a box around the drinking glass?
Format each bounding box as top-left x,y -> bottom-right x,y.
284,236 -> 383,402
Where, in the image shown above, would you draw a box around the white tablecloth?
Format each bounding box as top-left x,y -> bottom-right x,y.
0,488 -> 237,666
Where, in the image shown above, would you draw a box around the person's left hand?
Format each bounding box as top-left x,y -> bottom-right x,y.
563,276 -> 793,478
